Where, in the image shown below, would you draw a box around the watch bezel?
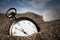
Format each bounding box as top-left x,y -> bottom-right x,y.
9,17 -> 40,36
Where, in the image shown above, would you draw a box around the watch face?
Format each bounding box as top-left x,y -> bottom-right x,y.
10,17 -> 39,36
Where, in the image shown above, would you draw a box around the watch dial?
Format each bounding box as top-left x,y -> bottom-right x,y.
10,20 -> 38,36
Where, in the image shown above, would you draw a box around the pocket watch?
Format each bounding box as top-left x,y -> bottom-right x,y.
6,8 -> 40,36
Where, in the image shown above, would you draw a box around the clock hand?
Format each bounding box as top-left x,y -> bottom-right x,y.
15,27 -> 27,34
17,23 -> 28,34
21,28 -> 28,34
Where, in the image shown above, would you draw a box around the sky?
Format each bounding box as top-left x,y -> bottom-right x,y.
0,0 -> 60,21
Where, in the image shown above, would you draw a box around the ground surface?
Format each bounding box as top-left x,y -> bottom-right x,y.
0,12 -> 60,40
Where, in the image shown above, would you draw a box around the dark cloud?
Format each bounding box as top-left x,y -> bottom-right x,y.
0,0 -> 60,21
27,0 -> 52,10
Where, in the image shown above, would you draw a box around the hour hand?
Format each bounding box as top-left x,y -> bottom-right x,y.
15,27 -> 27,34
21,28 -> 27,34
17,23 -> 28,34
